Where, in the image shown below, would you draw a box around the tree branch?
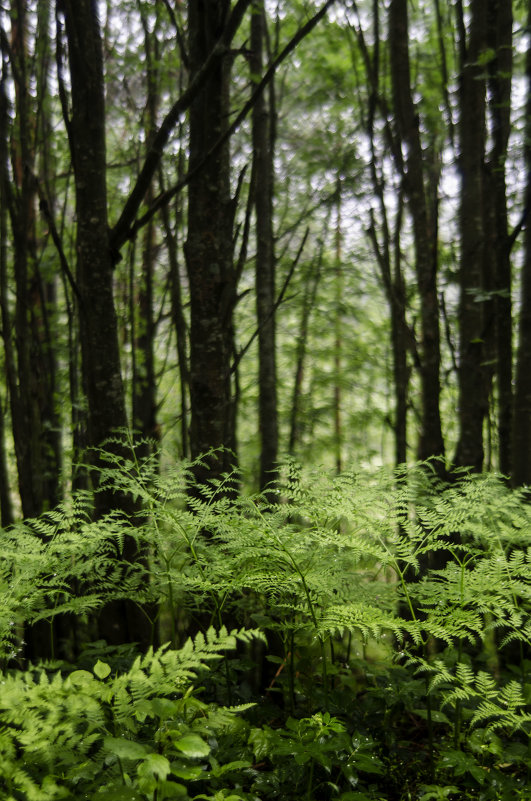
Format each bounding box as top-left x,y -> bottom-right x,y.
109,0 -> 253,256
111,0 -> 338,252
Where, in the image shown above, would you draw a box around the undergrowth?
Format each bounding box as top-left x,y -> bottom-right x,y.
1,447 -> 531,800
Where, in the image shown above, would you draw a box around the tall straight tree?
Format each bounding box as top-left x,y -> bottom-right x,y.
454,0 -> 489,471
349,3 -> 410,467
0,47 -> 14,528
131,3 -> 162,461
62,0 -> 129,494
61,0 -> 151,647
486,0 -> 513,476
251,0 -> 278,495
0,1 -> 61,520
389,0 -> 445,463
512,2 -> 531,488
185,0 -> 239,487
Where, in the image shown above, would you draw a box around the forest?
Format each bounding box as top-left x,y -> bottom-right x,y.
1,0 -> 531,799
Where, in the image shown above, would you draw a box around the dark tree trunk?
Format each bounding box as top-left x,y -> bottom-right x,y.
486,0 -> 513,477
62,0 -> 152,648
251,0 -> 279,495
131,210 -> 158,456
0,1 -> 64,659
333,187 -> 343,474
160,164 -> 190,460
368,195 -> 409,468
3,0 -> 62,519
132,7 -> 160,461
63,0 -> 127,468
185,0 -> 238,488
512,3 -> 531,488
389,0 -> 444,463
354,1 -> 410,468
288,253 -> 322,457
454,0 -> 489,471
0,76 -> 14,528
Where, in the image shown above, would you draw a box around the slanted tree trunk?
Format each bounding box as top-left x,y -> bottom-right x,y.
251,0 -> 279,495
454,0 -> 489,471
185,0 -> 238,488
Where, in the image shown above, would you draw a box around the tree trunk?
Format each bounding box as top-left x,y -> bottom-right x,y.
185,0 -> 238,489
251,0 -> 279,495
132,7 -> 161,462
333,181 -> 343,474
454,0 -> 489,471
62,0 -> 152,648
0,77 -> 14,528
512,3 -> 531,488
389,0 -> 444,463
486,0 -> 513,477
288,252 -> 322,457
3,0 -> 63,519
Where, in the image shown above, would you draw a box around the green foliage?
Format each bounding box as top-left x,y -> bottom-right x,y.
3,452 -> 531,798
0,628 -> 261,800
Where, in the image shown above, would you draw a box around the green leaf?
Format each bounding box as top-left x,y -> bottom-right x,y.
93,784 -> 142,800
157,780 -> 188,797
68,669 -> 95,686
174,733 -> 210,758
413,708 -> 451,724
141,753 -> 171,780
103,736 -> 149,761
150,697 -> 179,719
170,761 -> 204,780
209,759 -> 252,778
93,659 -> 111,679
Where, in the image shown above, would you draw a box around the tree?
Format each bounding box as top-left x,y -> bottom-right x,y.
251,0 -> 279,494
486,0 -> 513,477
454,0 -> 490,471
389,0 -> 445,464
0,1 -> 61,520
184,0 -> 240,490
61,0 -> 151,647
512,1 -> 531,488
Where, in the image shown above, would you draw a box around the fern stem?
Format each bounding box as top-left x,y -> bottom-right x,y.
306,755 -> 315,800
288,630 -> 296,714
252,503 -> 330,704
424,667 -> 435,780
345,630 -> 352,664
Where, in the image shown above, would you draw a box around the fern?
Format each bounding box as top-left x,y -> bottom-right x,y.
0,627 -> 263,799
3,448 -> 531,796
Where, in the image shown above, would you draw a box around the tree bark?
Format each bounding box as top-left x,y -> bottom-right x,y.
0,71 -> 14,528
1,1 -> 62,519
251,0 -> 279,495
454,0 -> 489,471
389,0 -> 444,463
62,0 -> 152,647
512,2 -> 531,488
132,6 -> 161,461
486,0 -> 513,477
185,0 -> 238,488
